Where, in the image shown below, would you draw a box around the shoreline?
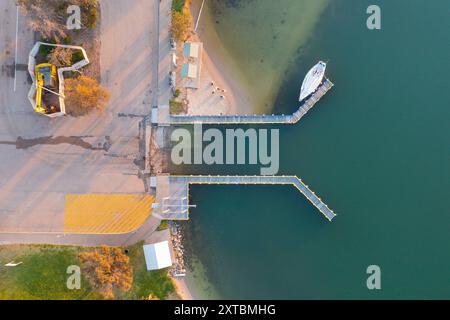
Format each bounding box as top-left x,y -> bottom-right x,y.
168,0 -> 250,301
172,276 -> 193,300
168,0 -> 256,300
189,0 -> 255,115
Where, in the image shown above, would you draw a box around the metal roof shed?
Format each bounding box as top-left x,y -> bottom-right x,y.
181,63 -> 198,78
143,241 -> 173,270
183,42 -> 199,58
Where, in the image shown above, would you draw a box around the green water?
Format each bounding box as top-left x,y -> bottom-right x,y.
196,0 -> 329,113
182,0 -> 450,299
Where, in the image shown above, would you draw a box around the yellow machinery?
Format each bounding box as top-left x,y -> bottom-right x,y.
35,63 -> 57,114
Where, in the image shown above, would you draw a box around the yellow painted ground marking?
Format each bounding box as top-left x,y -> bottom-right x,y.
64,194 -> 154,234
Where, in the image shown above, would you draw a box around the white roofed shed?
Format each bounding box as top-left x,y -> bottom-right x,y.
143,241 -> 173,270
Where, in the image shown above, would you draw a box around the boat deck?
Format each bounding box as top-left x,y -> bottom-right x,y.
154,76 -> 336,222
154,175 -> 336,221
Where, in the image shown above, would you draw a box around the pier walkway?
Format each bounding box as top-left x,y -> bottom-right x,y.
153,175 -> 336,221
169,78 -> 334,125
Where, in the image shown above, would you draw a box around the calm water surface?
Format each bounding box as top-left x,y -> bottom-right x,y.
181,0 -> 450,299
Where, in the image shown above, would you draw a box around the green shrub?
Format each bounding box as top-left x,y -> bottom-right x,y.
172,0 -> 185,12
156,220 -> 169,231
83,5 -> 98,29
170,99 -> 184,114
63,34 -> 73,45
72,50 -> 85,64
38,44 -> 56,60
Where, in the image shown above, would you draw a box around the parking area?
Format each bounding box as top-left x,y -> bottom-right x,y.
0,0 -> 157,233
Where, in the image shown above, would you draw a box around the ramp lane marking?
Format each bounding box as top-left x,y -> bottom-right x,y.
64,194 -> 154,234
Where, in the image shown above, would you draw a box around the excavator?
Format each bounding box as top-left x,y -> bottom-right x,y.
34,63 -> 59,114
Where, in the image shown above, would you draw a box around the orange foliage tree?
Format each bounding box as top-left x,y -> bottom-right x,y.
78,246 -> 133,299
64,75 -> 110,116
171,9 -> 192,42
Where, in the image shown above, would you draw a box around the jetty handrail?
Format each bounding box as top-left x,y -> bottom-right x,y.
170,175 -> 336,221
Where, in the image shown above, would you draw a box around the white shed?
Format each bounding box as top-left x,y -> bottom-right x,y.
143,241 -> 173,270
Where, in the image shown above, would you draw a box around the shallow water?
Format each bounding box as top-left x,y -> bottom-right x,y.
197,0 -> 329,113
183,0 -> 450,299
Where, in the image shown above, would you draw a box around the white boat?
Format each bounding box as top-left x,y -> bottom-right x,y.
299,61 -> 327,102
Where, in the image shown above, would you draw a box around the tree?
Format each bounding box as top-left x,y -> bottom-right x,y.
78,247 -> 133,299
64,75 -> 111,116
17,0 -> 67,41
47,47 -> 73,67
78,0 -> 99,29
17,0 -> 99,41
171,9 -> 192,42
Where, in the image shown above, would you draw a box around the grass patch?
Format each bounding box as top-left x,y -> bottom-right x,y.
0,243 -> 176,300
170,99 -> 184,115
0,245 -> 98,300
156,220 -> 169,231
72,49 -> 85,64
36,43 -> 55,64
119,242 -> 176,300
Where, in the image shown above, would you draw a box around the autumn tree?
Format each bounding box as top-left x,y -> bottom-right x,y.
171,9 -> 192,42
79,246 -> 133,299
64,75 -> 110,116
17,0 -> 99,41
47,47 -> 73,67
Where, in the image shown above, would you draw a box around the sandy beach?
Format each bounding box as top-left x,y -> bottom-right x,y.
188,0 -> 255,115
172,277 -> 193,300
199,49 -> 239,115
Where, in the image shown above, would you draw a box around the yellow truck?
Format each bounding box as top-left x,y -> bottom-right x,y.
35,63 -> 58,114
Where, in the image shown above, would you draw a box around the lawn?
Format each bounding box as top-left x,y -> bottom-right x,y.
0,243 -> 176,300
119,243 -> 176,300
0,245 -> 98,300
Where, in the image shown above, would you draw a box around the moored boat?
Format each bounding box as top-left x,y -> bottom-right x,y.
299,61 -> 327,102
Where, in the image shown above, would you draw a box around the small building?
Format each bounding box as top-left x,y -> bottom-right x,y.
183,42 -> 200,59
143,241 -> 173,271
181,63 -> 198,79
181,42 -> 203,89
